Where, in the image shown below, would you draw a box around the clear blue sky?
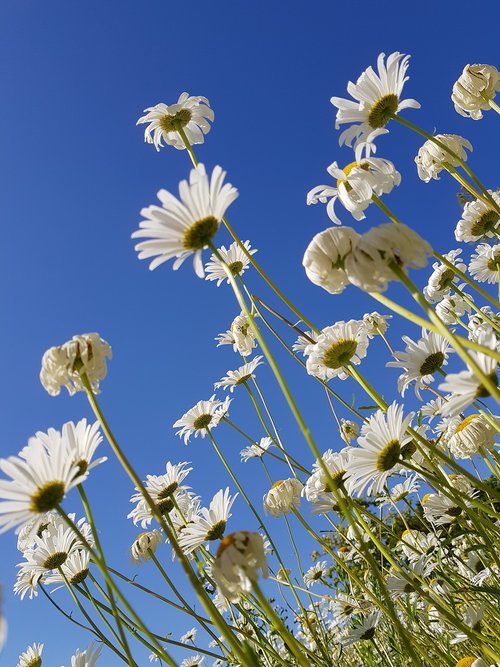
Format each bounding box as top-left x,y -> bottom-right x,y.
1,1 -> 499,664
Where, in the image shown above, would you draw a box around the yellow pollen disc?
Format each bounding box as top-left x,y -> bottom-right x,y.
271,480 -> 285,489
454,414 -> 479,434
422,493 -> 431,504
336,161 -> 368,187
454,658 -> 477,667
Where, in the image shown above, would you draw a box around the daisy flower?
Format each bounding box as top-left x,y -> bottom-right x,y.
205,240 -> 257,286
331,52 -> 420,152
263,478 -> 303,517
292,330 -> 319,355
23,520 -> 87,572
132,164 -> 238,277
17,643 -> 44,667
339,611 -> 380,646
240,437 -> 273,462
305,320 -> 369,381
0,436 -> 85,534
423,249 -> 467,303
63,642 -> 102,667
214,356 -> 263,392
447,414 -> 499,459
137,94 -> 214,151
40,333 -> 112,397
346,402 -> 413,497
450,604 -> 485,644
469,243 -> 500,283
452,64 -> 500,120
340,419 -> 359,444
399,530 -> 439,563
302,226 -> 360,294
307,157 -> 400,225
378,476 -> 420,507
180,656 -> 204,667
435,289 -> 473,325
303,560 -> 329,587
180,627 -> 197,644
386,329 -> 453,397
216,313 -> 257,356
174,396 -> 231,444
130,530 -> 163,564
415,134 -> 472,182
212,531 -> 268,603
303,449 -> 350,501
178,488 -> 237,554
46,548 -> 91,585
455,190 -> 500,243
362,311 -> 391,338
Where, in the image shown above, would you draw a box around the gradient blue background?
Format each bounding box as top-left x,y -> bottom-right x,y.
1,1 -> 499,664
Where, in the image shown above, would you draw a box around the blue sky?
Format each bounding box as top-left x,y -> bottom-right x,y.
1,1 -> 499,664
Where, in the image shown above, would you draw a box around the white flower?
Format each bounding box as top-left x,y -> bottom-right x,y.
180,656 -> 204,667
137,94 -> 214,151
205,240 -> 256,286
63,642 -> 102,667
435,290 -> 473,325
17,643 -> 43,667
362,312 -> 391,338
214,356 -> 263,392
302,226 -> 360,294
346,402 -> 413,497
304,449 -> 349,502
303,560 -> 329,587
423,249 -> 467,303
40,333 -> 112,397
307,158 -> 400,224
339,611 -> 380,646
469,243 -> 500,283
130,530 -> 163,564
240,437 -> 273,462
292,330 -> 319,355
305,320 -> 369,381
455,191 -> 500,243
178,488 -> 237,554
331,52 -> 420,153
386,329 -> 453,397
47,548 -> 90,586
438,330 -> 498,416
415,134 -> 472,182
263,478 -> 303,517
22,520 -> 88,572
422,477 -> 475,526
377,476 -> 420,507
345,222 -> 431,292
132,164 -> 238,277
399,529 -> 439,563
340,419 -> 359,444
216,313 -> 257,356
174,396 -> 231,444
450,604 -> 485,644
180,627 -> 197,644
0,436 -> 85,534
452,64 -> 500,119
420,397 -> 444,422
212,531 -> 268,603
447,414 -> 499,459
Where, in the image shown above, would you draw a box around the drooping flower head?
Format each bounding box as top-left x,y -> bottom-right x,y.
263,478 -> 303,517
415,134 -> 472,182
212,531 -> 268,602
303,226 -> 360,295
137,94 -> 214,151
452,64 -> 500,120
132,164 -> 238,277
40,333 -> 112,397
331,52 -> 420,152
130,530 -> 163,563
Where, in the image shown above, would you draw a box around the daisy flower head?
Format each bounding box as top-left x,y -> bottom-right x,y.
132,164 -> 238,277
46,548 -> 91,586
178,487 -> 237,554
435,289 -> 473,325
415,134 -> 472,182
455,191 -> 500,243
216,312 -> 257,357
339,611 -> 380,646
450,604 -> 485,645
447,414 -> 499,459
263,478 -> 303,517
302,226 -> 360,294
63,642 -> 102,667
137,94 -> 214,151
304,448 -> 350,501
305,320 -> 369,381
331,52 -> 420,153
180,656 -> 204,667
130,530 -> 163,564
205,240 -> 256,286
452,64 -> 500,120
240,436 -> 273,462
386,329 -> 453,398
22,519 -> 88,572
40,333 -> 112,397
362,311 -> 391,338
340,419 -> 359,444
346,402 -> 413,497
44,419 -> 106,478
174,395 -> 231,444
214,356 -> 263,392
307,158 -> 401,225
212,530 -> 268,602
345,222 -> 431,292
303,560 -> 329,587
0,435 -> 85,534
469,243 -> 500,284
17,643 -> 44,667
292,330 -> 319,355
378,475 -> 420,507
423,249 -> 467,303
180,627 -> 197,644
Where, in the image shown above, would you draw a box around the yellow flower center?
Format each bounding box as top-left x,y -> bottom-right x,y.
376,439 -> 401,472
183,216 -> 219,251
454,414 -> 479,434
30,481 -> 65,513
323,339 -> 358,369
159,108 -> 192,133
368,93 -> 399,128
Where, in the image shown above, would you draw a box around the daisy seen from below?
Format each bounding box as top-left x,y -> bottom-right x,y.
303,560 -> 329,587
63,642 -> 102,667
128,461 -> 192,524
240,436 -> 273,462
346,402 -> 413,497
137,93 -> 214,151
263,478 -> 303,517
132,164 -> 238,277
40,333 -> 112,397
180,627 -> 197,644
331,52 -> 420,151
130,530 -> 163,564
214,356 -> 263,392
447,414 -> 499,459
174,395 -> 231,444
212,531 -> 268,603
216,312 -> 257,356
307,157 -> 400,225
423,249 -> 467,303
17,643 -> 43,667
469,243 -> 500,283
339,611 -> 381,646
178,487 -> 237,554
205,240 -> 256,286
0,435 -> 85,534
415,134 -> 472,182
305,320 -> 369,381
179,656 -> 204,667
455,190 -> 500,243
302,226 -> 360,294
386,329 -> 453,397
452,64 -> 500,119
